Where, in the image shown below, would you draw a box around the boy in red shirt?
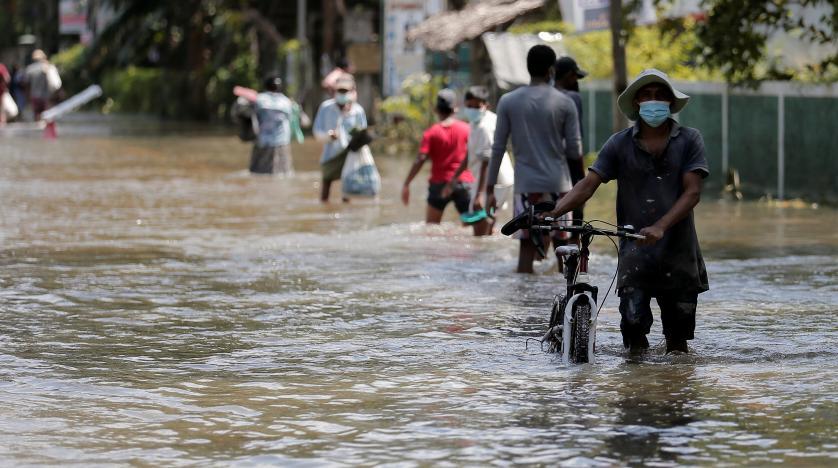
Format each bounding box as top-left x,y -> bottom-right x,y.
402,90 -> 478,230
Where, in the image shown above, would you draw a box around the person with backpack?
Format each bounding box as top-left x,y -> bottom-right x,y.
249,75 -> 295,175
23,50 -> 61,121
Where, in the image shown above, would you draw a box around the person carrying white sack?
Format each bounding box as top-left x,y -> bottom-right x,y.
313,76 -> 368,203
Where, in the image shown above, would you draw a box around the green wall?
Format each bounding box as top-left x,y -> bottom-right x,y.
583,87 -> 837,203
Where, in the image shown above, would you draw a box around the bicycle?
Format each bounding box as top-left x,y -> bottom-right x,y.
501,203 -> 645,364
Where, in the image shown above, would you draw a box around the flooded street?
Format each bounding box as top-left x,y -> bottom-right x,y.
1,120 -> 836,466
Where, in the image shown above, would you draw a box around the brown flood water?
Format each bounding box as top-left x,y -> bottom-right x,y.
0,117 -> 836,465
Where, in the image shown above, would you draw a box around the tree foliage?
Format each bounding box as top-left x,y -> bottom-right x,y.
509,19 -> 721,82
511,1 -> 836,85
694,0 -> 837,84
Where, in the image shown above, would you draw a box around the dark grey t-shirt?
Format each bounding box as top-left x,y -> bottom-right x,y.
590,120 -> 710,293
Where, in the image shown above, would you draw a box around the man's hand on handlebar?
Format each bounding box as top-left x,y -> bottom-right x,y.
638,225 -> 664,245
538,207 -> 563,221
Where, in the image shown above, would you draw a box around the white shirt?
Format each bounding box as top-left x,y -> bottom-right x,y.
468,111 -> 513,187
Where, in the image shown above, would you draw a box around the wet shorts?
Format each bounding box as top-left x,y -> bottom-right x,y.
250,144 -> 293,175
427,181 -> 472,214
512,192 -> 572,241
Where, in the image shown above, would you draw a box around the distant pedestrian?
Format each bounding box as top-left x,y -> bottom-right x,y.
0,62 -> 10,126
250,75 -> 295,175
486,45 -> 582,273
554,55 -> 589,233
321,57 -> 353,97
402,89 -> 479,232
10,64 -> 26,113
444,85 -> 514,235
314,76 -> 368,202
23,49 -> 61,121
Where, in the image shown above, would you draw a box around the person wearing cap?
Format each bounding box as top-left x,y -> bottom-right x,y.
486,44 -> 582,273
23,49 -> 61,120
321,57 -> 354,97
402,89 -> 476,228
314,75 -> 368,202
0,62 -> 10,126
554,56 -> 589,232
543,68 -> 710,355
250,75 -> 295,175
443,85 -> 514,235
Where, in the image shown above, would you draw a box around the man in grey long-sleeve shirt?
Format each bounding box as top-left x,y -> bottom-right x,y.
486,44 -> 582,273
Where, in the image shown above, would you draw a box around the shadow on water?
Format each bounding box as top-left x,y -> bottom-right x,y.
0,116 -> 835,465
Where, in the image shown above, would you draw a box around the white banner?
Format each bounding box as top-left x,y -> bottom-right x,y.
558,0 -> 657,33
382,0 -> 445,96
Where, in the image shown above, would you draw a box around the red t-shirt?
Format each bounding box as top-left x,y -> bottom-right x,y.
419,119 -> 474,184
0,64 -> 9,94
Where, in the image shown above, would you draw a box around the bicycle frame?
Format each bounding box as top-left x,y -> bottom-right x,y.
527,217 -> 644,363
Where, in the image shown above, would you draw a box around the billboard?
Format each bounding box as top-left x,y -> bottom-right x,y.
59,0 -> 87,35
382,0 -> 445,96
558,0 -> 657,33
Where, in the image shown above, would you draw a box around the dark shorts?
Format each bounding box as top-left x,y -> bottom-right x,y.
250,144 -> 293,175
618,287 -> 698,346
427,181 -> 472,213
321,151 -> 348,182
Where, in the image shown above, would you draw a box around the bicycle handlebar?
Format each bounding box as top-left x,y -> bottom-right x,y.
532,218 -> 646,240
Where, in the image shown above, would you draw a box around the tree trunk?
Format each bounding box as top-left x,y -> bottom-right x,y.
610,0 -> 629,132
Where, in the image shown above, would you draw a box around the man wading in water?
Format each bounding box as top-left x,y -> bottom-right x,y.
486,45 -> 582,273
543,69 -> 709,355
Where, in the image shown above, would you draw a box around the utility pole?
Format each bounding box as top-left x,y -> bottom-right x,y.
609,0 -> 628,131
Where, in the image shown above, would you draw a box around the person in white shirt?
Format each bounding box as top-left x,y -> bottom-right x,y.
443,86 -> 514,236
313,76 -> 368,202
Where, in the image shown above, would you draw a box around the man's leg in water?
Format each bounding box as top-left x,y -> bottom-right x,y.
320,180 -> 330,202
518,238 -> 537,273
472,219 -> 491,236
618,287 -> 654,352
425,205 -> 444,223
657,292 -> 697,353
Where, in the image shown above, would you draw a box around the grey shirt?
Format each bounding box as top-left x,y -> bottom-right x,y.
590,120 -> 710,293
488,84 -> 581,193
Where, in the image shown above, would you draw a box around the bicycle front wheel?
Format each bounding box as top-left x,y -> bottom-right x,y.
570,297 -> 592,363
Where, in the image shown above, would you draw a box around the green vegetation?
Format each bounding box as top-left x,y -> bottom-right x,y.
377,74 -> 448,155
509,19 -> 722,82
511,0 -> 837,85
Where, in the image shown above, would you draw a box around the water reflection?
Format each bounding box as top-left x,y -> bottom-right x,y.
605,366 -> 698,464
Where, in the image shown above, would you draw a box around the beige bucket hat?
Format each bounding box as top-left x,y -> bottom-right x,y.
617,68 -> 690,120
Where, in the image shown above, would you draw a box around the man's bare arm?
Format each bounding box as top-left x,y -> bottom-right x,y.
401,154 -> 428,205
545,171 -> 603,218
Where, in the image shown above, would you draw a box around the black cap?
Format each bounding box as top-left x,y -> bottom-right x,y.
436,88 -> 457,112
555,56 -> 588,79
464,85 -> 490,102
263,75 -> 283,91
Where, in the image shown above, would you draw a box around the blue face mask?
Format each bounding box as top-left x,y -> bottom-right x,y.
638,100 -> 671,127
463,107 -> 485,124
335,92 -> 350,105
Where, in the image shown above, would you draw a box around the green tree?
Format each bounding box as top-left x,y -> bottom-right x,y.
694,0 -> 837,84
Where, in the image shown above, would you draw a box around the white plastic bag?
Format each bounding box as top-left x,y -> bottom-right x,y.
1,92 -> 18,119
46,64 -> 62,94
341,145 -> 381,197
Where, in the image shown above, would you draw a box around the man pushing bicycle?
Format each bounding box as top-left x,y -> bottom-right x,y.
544,69 -> 709,355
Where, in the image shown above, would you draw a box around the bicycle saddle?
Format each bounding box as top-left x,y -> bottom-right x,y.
500,201 -> 556,236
